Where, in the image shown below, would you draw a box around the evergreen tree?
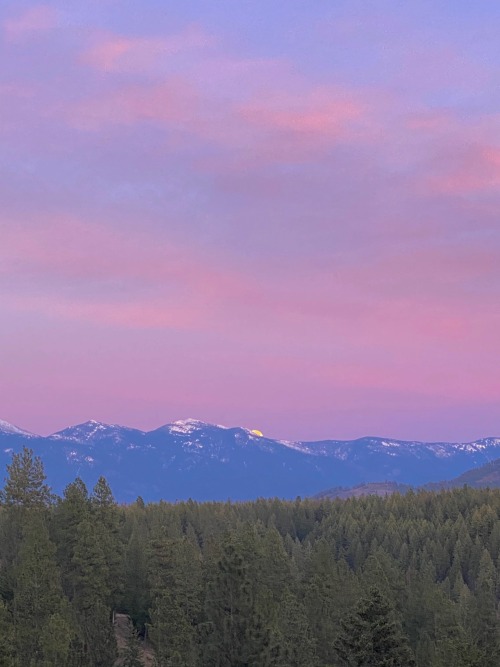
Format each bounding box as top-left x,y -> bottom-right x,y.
334,586 -> 416,667
122,523 -> 149,632
0,448 -> 53,600
12,513 -> 72,666
150,592 -> 196,667
0,599 -> 14,667
203,534 -> 258,666
91,476 -> 123,608
304,539 -> 359,663
71,515 -> 117,666
53,478 -> 90,599
148,535 -> 201,667
1,447 -> 52,508
463,548 -> 500,666
275,588 -> 317,667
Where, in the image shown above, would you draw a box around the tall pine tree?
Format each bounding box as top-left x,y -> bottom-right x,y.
334,586 -> 416,667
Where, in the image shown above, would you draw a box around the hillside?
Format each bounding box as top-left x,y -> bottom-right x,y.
314,481 -> 412,499
429,457 -> 500,490
316,457 -> 500,499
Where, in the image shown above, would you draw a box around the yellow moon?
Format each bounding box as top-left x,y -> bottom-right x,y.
250,429 -> 263,437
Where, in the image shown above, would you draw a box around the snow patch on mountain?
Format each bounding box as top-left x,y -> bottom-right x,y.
51,420 -> 114,441
167,419 -> 229,435
0,420 -> 34,437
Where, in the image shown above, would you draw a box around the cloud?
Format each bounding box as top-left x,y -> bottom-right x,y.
1,292 -> 204,330
67,75 -> 372,167
240,88 -> 362,136
0,216 -> 253,329
81,25 -> 215,73
429,145 -> 500,195
67,24 -> 374,164
68,80 -> 199,131
3,5 -> 58,41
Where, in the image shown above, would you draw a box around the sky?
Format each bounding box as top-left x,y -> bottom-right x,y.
1,1 -> 499,441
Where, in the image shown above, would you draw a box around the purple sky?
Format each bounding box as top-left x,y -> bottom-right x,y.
1,1 -> 499,441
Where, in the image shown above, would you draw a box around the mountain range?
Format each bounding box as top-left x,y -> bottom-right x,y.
1,418 -> 500,502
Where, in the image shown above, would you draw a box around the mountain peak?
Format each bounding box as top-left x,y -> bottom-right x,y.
173,418 -> 207,426
0,419 -> 34,437
51,420 -> 117,440
81,419 -> 115,429
156,418 -> 229,435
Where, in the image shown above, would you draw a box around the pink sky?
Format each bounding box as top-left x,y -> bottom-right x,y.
1,1 -> 499,441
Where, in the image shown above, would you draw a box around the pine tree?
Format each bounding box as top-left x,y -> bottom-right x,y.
0,599 -> 14,666
203,535 -> 252,667
40,611 -> 74,667
202,530 -> 278,667
275,588 -> 317,667
334,586 -> 416,667
1,447 -> 52,508
122,523 -> 149,632
304,539 -> 359,664
80,600 -> 117,667
148,535 -> 201,667
71,515 -> 117,666
12,512 -> 72,666
149,592 -> 196,667
463,548 -> 500,667
0,447 -> 53,601
53,477 -> 90,599
91,476 -> 123,608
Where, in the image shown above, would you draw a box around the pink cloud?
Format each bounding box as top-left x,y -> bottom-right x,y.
0,217 -> 254,329
1,217 -> 227,287
68,25 -> 376,163
81,25 -> 215,73
2,292 -> 204,330
3,5 -> 58,41
240,89 -> 362,138
68,80 -> 199,130
405,111 -> 457,132
430,145 -> 500,195
66,78 -> 371,167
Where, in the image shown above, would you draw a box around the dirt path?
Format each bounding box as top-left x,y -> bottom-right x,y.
114,613 -> 156,666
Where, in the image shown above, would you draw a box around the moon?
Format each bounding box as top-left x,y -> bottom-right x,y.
250,429 -> 263,437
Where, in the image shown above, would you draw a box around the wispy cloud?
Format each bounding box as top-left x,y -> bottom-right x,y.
81,25 -> 215,73
3,5 -> 58,41
0,216 -> 253,329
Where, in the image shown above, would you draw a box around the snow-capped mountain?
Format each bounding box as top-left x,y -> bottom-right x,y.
0,419 -> 34,437
0,417 -> 499,502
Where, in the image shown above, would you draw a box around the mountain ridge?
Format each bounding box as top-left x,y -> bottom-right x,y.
1,417 -> 499,502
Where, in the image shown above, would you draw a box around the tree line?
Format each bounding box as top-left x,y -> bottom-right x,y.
1,447 -> 500,665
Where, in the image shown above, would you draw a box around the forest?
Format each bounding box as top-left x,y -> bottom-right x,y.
1,447 -> 500,666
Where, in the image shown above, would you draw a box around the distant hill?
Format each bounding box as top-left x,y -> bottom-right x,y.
313,482 -> 412,500
315,457 -> 500,499
428,457 -> 500,490
1,417 -> 500,502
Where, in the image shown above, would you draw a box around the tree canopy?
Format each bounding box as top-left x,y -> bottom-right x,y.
1,447 -> 500,666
